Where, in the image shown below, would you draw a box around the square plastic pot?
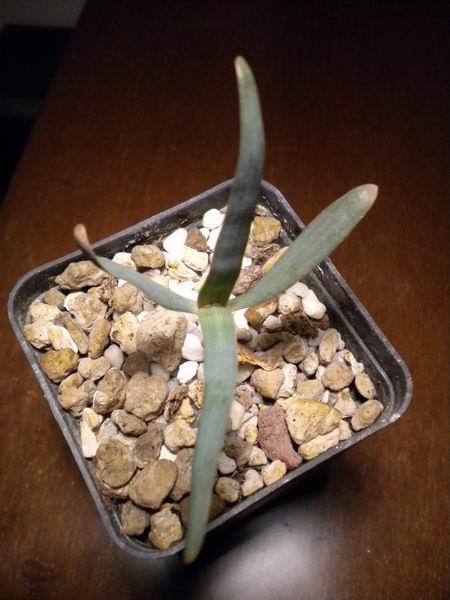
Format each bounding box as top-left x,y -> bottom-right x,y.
8,180 -> 412,559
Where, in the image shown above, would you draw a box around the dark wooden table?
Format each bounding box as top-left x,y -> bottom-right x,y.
1,1 -> 448,598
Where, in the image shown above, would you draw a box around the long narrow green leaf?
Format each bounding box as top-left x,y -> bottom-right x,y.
183,306 -> 237,564
73,224 -> 196,314
228,184 -> 378,311
197,57 -> 265,307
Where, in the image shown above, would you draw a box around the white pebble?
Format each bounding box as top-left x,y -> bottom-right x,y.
229,400 -> 246,430
150,362 -> 170,382
302,290 -> 326,319
315,365 -> 326,379
183,246 -> 209,272
181,333 -> 204,362
175,281 -> 198,301
218,451 -> 237,475
287,282 -> 309,297
202,208 -> 224,230
242,256 -> 252,268
199,227 -> 210,240
242,469 -> 264,497
262,315 -> 282,331
162,228 -> 188,253
236,364 -> 254,383
159,444 -> 177,461
117,279 -> 127,287
177,360 -> 198,383
233,309 -> 249,329
103,344 -> 124,369
207,227 -> 221,250
112,252 -> 136,271
80,421 -> 98,458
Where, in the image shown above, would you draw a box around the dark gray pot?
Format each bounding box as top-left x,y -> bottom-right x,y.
8,180 -> 412,559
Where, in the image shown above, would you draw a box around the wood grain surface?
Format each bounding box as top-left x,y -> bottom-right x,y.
0,1 -> 448,599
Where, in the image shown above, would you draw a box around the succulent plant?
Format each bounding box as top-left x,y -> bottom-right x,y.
74,57 -> 377,563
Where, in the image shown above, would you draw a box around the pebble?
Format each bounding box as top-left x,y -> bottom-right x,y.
334,388 -> 358,418
29,301 -> 61,323
112,283 -> 143,314
64,292 -> 107,330
278,363 -> 297,398
185,228 -> 208,252
109,312 -> 139,354
58,380 -> 95,416
285,399 -> 341,444
182,246 -> 209,272
176,360 -> 198,384
163,228 -> 188,254
233,308 -> 249,330
319,329 -> 340,364
215,477 -> 240,503
131,245 -> 165,269
296,379 -> 325,401
43,287 -> 66,309
124,373 -> 167,419
263,315 -> 282,331
61,315 -> 89,354
351,400 -> 384,431
262,460 -> 287,486
96,439 -> 136,488
40,348 -> 79,383
338,420 -> 352,441
278,292 -> 302,315
80,420 -> 98,458
111,410 -> 147,436
257,406 -> 301,469
252,216 -> 281,244
149,508 -> 183,550
122,351 -> 149,376
88,319 -> 112,358
355,372 -> 376,399
207,227 -> 221,250
236,364 -> 255,383
150,362 -> 170,382
301,289 -> 326,320
170,448 -> 193,501
96,419 -> 119,445
78,356 -> 110,380
287,282 -> 309,298
223,433 -> 253,467
132,424 -> 165,468
159,444 -> 177,462
55,260 -> 105,290
242,469 -> 264,497
233,265 -> 261,295
82,407 -> 103,430
244,298 -> 278,329
322,363 -> 354,391
202,208 -> 224,229
299,427 -> 340,459
229,399 -> 246,431
112,252 -> 137,270
47,324 -> 78,352
250,368 -> 284,400
301,352 -> 319,376
248,446 -> 268,466
164,419 -> 197,452
136,307 -> 187,372
120,501 -> 151,536
129,460 -> 177,509
24,320 -> 51,349
181,333 -> 203,362
103,344 -> 124,369
218,451 -> 237,475
93,368 -> 127,414
283,337 -> 308,363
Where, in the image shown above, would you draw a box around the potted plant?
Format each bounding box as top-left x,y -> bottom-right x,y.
8,58 -> 411,563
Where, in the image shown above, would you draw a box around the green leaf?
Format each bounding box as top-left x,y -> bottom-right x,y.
183,306 -> 237,564
73,224 -> 196,314
197,57 -> 265,307
228,184 -> 378,311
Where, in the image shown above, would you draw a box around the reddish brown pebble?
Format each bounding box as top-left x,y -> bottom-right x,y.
257,406 -> 302,469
